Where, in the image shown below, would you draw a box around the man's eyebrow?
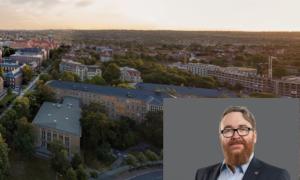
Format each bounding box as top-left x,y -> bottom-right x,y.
223,125 -> 233,129
223,124 -> 249,129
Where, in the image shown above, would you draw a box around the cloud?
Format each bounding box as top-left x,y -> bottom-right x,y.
75,0 -> 95,7
2,0 -> 62,8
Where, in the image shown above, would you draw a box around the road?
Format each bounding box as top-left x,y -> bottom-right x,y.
126,170 -> 163,180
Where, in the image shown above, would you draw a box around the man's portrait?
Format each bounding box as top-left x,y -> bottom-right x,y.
195,106 -> 290,180
164,99 -> 299,180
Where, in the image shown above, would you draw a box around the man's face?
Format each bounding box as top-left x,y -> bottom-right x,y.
219,111 -> 257,166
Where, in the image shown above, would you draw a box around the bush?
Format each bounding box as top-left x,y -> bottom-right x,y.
144,150 -> 159,161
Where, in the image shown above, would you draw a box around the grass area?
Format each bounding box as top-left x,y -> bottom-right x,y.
8,152 -> 57,180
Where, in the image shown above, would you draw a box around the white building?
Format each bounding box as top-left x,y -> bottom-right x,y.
120,66 -> 143,83
186,63 -> 219,77
59,59 -> 102,81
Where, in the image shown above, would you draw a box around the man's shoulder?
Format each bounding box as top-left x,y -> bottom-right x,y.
253,158 -> 290,179
195,163 -> 221,180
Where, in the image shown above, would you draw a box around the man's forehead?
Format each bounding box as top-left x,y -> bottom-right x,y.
220,111 -> 252,128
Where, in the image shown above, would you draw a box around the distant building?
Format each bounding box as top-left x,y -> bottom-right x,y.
120,66 -> 142,83
135,83 -> 237,98
0,77 -> 6,99
47,80 -> 168,122
273,76 -> 300,98
33,97 -> 81,157
59,59 -> 102,80
98,47 -> 113,62
186,63 -> 219,77
10,48 -> 45,66
0,49 -> 2,63
3,68 -> 23,89
208,67 -> 272,93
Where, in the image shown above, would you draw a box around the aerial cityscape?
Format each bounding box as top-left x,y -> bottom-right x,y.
0,0 -> 300,179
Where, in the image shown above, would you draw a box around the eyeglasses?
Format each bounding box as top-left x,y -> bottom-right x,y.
220,127 -> 253,138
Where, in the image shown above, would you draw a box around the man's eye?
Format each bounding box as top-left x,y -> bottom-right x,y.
223,129 -> 232,133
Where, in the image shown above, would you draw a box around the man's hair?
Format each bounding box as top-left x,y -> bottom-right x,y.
221,106 -> 256,129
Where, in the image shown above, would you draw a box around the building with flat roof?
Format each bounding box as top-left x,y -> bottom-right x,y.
32,96 -> 81,157
186,63 -> 219,77
273,76 -> 300,98
47,80 -> 169,121
135,83 -> 237,98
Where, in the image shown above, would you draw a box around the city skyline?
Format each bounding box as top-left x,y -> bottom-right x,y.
0,0 -> 300,31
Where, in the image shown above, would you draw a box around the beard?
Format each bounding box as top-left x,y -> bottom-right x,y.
221,137 -> 254,166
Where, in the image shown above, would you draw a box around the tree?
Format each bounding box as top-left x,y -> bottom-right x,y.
0,135 -> 9,180
48,140 -> 71,174
85,75 -> 106,85
273,67 -> 288,78
76,165 -> 88,180
61,72 -> 77,82
13,117 -> 35,157
103,63 -> 120,84
39,73 -> 52,83
13,97 -> 30,118
65,168 -> 77,180
0,68 -> 4,78
139,111 -> 163,148
22,65 -> 33,84
2,46 -> 15,57
96,143 -> 115,163
34,82 -> 56,105
0,109 -> 18,144
71,153 -> 83,169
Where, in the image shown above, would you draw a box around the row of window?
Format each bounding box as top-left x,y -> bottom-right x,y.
41,129 -> 70,148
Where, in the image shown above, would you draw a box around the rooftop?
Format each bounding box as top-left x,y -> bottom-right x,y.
32,96 -> 81,136
47,80 -> 170,106
135,83 -> 237,98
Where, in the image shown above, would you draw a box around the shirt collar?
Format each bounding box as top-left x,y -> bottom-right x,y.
220,153 -> 254,174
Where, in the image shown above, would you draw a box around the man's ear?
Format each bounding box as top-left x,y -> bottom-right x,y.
253,130 -> 257,144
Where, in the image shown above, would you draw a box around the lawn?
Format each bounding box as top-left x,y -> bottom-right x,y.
8,152 -> 57,180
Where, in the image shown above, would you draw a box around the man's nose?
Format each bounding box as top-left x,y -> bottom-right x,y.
232,130 -> 241,138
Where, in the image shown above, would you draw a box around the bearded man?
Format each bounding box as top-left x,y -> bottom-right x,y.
195,106 -> 290,180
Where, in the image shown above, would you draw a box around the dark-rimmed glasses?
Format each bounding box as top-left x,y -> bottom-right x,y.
220,127 -> 253,138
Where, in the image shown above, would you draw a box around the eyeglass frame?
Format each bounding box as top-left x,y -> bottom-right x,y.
220,127 -> 254,138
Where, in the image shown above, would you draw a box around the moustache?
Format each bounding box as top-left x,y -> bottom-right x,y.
228,139 -> 246,146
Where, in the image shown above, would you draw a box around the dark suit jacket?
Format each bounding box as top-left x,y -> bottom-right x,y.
195,157 -> 290,180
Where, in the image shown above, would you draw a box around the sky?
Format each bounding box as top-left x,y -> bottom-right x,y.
0,0 -> 300,31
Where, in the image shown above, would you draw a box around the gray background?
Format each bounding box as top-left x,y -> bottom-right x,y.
164,98 -> 299,180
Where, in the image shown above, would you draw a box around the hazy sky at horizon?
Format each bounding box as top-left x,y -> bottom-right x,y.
0,0 -> 299,31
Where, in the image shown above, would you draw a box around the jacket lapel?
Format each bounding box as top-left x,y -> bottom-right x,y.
211,163 -> 222,180
242,157 -> 263,180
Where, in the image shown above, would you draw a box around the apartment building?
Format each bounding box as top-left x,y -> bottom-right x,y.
186,63 -> 219,77
273,76 -> 300,98
59,59 -> 102,81
46,80 -> 168,122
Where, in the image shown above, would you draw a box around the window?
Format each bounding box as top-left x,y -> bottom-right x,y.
53,132 -> 57,140
59,134 -> 63,142
47,131 -> 51,141
65,136 -> 70,148
42,129 -> 45,140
